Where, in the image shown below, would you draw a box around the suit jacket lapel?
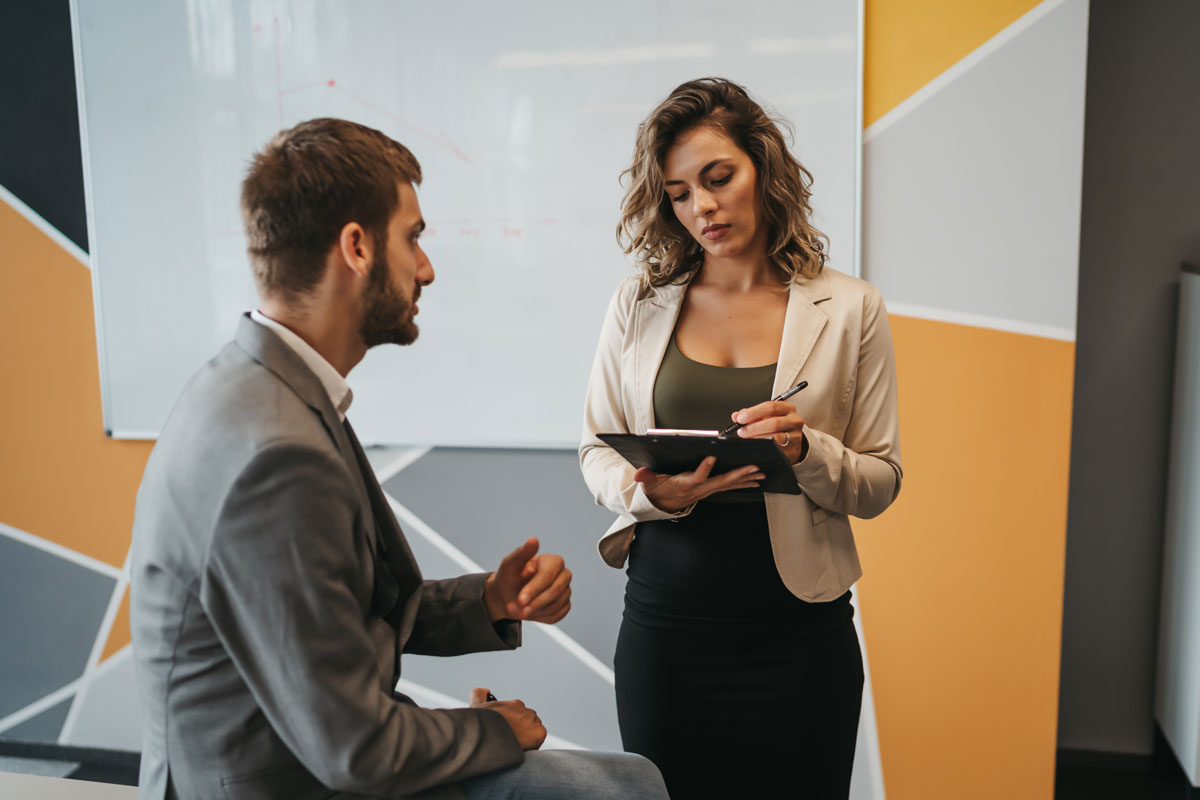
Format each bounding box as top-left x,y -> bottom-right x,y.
773,272 -> 831,395
234,315 -> 419,623
233,315 -> 362,475
340,420 -> 424,629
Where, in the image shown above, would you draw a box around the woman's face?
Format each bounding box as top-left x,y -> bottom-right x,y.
662,125 -> 765,262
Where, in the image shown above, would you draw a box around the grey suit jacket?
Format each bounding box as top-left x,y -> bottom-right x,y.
131,316 -> 524,800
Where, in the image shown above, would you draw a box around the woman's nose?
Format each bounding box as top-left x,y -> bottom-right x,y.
692,188 -> 717,218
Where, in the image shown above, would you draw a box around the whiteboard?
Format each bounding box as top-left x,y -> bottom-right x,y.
72,0 -> 861,447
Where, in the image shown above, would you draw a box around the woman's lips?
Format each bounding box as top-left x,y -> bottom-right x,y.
702,224 -> 731,240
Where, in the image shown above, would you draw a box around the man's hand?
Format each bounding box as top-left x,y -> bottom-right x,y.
469,688 -> 547,751
484,538 -> 572,624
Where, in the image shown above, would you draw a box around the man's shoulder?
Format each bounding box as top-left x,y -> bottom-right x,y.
150,341 -> 339,481
182,342 -> 323,433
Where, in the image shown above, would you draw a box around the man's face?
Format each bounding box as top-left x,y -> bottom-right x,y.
359,183 -> 434,348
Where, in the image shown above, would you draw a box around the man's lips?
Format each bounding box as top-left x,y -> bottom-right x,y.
702,223 -> 731,240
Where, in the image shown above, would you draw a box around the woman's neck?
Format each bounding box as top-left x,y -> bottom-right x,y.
695,253 -> 783,292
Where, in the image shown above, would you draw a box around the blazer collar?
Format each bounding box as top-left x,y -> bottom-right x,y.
645,278 -> 687,309
774,271 -> 830,395
638,268 -> 832,403
233,314 -> 358,466
643,267 -> 832,306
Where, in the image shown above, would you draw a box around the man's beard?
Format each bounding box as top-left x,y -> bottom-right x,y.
359,252 -> 419,348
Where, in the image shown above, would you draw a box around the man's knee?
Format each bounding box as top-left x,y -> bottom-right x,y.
463,750 -> 667,800
607,753 -> 669,800
559,751 -> 668,800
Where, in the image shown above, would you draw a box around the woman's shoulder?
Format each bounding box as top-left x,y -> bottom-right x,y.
606,273 -> 683,311
804,266 -> 885,309
611,274 -> 645,303
816,266 -> 881,298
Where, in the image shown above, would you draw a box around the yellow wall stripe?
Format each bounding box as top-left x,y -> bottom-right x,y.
865,0 -> 1044,126
0,200 -> 150,568
856,314 -> 1073,798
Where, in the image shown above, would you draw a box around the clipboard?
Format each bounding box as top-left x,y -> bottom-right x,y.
597,431 -> 801,495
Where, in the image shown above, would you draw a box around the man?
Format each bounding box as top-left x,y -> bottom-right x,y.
130,118 -> 667,800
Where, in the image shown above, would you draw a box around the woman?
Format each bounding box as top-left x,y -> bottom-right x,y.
579,78 -> 902,798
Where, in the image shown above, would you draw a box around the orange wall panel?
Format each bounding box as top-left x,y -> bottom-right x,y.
856,313 -> 1073,798
0,201 -> 151,567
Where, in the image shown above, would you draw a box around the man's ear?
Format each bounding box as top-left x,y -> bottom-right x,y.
336,222 -> 372,279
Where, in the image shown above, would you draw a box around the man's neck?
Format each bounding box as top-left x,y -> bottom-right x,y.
257,299 -> 366,377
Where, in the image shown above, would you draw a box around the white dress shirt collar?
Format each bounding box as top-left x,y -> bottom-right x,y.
250,310 -> 353,421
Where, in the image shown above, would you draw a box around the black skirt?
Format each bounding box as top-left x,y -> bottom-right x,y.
615,501 -> 864,800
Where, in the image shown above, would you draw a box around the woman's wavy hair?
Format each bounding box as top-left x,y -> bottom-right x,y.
617,78 -> 828,287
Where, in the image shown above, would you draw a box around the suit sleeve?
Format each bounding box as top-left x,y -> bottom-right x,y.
792,285 -> 903,519
202,440 -> 523,796
579,280 -> 696,522
404,574 -> 521,657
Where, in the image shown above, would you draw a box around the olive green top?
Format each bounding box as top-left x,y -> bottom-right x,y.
652,334 -> 777,504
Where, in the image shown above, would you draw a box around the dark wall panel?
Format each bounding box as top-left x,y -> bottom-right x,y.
1058,0 -> 1200,754
0,2 -> 88,251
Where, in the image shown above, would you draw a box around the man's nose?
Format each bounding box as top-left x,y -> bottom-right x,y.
417,248 -> 435,286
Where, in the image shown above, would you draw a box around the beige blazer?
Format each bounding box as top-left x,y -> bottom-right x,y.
579,267 -> 902,602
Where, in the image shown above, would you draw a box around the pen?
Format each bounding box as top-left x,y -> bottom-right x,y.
719,381 -> 809,438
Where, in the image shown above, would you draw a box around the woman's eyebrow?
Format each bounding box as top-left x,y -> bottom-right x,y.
664,159 -> 731,186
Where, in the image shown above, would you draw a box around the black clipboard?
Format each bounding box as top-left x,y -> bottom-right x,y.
597,431 -> 801,495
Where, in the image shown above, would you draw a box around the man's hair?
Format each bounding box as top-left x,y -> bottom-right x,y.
617,77 -> 828,287
241,118 -> 422,297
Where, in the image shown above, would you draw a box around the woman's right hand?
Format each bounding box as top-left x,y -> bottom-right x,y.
633,457 -> 765,513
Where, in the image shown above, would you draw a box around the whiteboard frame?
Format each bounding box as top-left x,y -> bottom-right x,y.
72,2 -> 865,444
69,0 -> 115,435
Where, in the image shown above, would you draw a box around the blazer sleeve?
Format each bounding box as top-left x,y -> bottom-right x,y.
579,280 -> 695,522
792,285 -> 903,519
404,574 -> 521,657
202,440 -> 523,796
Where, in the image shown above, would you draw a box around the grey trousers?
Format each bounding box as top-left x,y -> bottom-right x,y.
460,750 -> 669,800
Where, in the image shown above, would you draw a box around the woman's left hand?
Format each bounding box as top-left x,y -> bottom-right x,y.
731,401 -> 808,465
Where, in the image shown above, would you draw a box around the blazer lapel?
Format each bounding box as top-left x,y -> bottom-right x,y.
234,315 -> 418,621
773,272 -> 831,396
340,420 -> 424,630
633,281 -> 687,432
233,315 -> 362,476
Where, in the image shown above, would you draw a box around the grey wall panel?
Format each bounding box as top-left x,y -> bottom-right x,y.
1058,0 -> 1200,755
382,447 -> 627,750
383,448 -> 628,669
0,536 -> 114,720
403,634 -> 623,752
61,654 -> 141,750
1,699 -> 72,744
863,0 -> 1087,334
